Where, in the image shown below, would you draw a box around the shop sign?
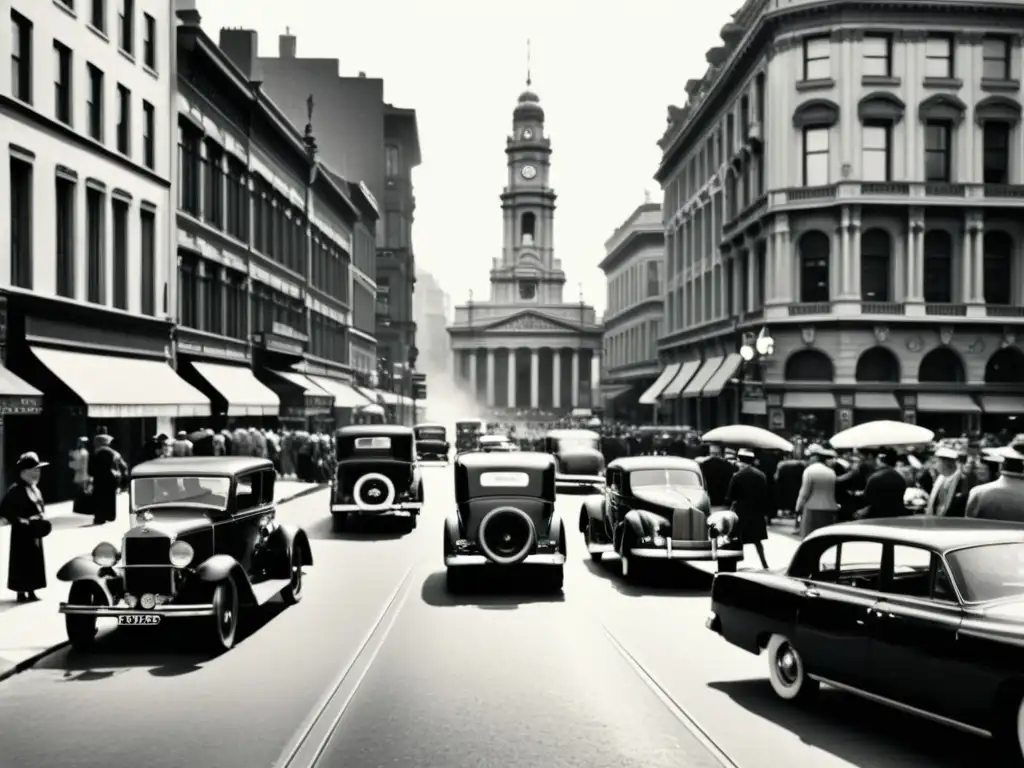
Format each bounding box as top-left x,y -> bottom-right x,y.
0,395 -> 42,415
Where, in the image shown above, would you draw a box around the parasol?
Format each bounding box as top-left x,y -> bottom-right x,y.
829,420 -> 934,450
362,403 -> 385,416
701,424 -> 794,452
587,416 -> 601,427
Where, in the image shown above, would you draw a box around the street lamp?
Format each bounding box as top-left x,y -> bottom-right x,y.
736,326 -> 774,424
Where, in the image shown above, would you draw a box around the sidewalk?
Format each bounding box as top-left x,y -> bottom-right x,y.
0,481 -> 327,681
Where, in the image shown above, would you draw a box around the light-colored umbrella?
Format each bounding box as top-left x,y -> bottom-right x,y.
587,416 -> 601,427
701,424 -> 794,452
830,420 -> 934,450
361,403 -> 385,417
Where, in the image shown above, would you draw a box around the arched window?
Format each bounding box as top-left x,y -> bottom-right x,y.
861,229 -> 891,301
798,231 -> 830,303
918,347 -> 965,383
985,347 -> 1024,383
785,349 -> 835,381
923,230 -> 953,303
855,347 -> 901,382
984,231 -> 1013,305
520,212 -> 536,246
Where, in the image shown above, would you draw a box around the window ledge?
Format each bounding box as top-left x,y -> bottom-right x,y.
923,77 -> 962,90
53,0 -> 76,18
796,78 -> 836,92
861,75 -> 901,87
87,23 -> 109,42
118,48 -> 136,66
981,78 -> 1020,93
143,64 -> 159,80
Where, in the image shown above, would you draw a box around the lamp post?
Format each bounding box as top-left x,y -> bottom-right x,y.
737,326 -> 775,425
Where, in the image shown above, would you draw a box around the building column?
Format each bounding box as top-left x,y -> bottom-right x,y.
906,209 -> 924,301
530,348 -> 539,409
570,349 -> 580,408
972,221 -> 985,303
961,223 -> 974,303
468,349 -> 478,399
485,348 -> 496,407
507,348 -> 517,408
552,349 -> 562,408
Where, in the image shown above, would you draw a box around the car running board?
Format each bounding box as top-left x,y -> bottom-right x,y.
251,578 -> 291,606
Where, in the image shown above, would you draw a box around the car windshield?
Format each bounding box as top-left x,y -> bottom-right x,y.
130,476 -> 232,513
946,542 -> 1024,603
558,437 -> 598,452
630,468 -> 703,488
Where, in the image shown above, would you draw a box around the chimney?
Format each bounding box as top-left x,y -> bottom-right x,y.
279,27 -> 296,58
218,28 -> 259,79
175,0 -> 200,26
358,71 -> 366,78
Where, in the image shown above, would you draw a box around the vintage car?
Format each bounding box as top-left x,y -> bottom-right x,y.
444,452 -> 566,593
479,434 -> 517,452
455,418 -> 487,454
706,517 -> 1024,760
331,425 -> 423,531
57,457 -> 313,652
580,456 -> 740,580
544,428 -> 605,493
414,423 -> 450,463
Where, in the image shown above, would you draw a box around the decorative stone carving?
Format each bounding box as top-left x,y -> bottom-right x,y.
491,313 -> 569,332
968,338 -> 986,354
801,326 -> 815,345
939,326 -> 954,346
873,326 -> 890,343
1003,328 -> 1018,348
906,336 -> 923,352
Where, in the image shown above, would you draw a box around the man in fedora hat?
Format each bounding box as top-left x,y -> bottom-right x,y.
967,441 -> 1024,523
795,444 -> 839,537
0,452 -> 51,602
927,446 -> 962,516
859,450 -> 907,519
726,449 -> 770,569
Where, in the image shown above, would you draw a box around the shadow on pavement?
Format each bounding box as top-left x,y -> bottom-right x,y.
582,557 -> 713,597
708,678 -> 985,767
420,570 -> 565,609
304,515 -> 411,541
33,602 -> 290,679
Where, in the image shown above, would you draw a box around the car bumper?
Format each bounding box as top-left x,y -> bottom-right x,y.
556,473 -> 604,488
588,541 -> 743,561
59,603 -> 215,618
332,501 -> 422,515
445,553 -> 566,567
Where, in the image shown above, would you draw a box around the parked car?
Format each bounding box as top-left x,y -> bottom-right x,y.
580,455 -> 740,581
455,418 -> 487,454
479,434 -> 517,452
706,517 -> 1024,762
543,429 -> 605,493
414,423 -> 450,463
444,452 -> 566,593
332,425 -> 423,531
57,457 -> 312,652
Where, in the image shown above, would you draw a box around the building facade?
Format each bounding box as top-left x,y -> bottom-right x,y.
447,86 -> 602,415
654,0 -> 1024,439
599,200 -> 664,421
414,266 -> 452,382
0,0 -> 210,498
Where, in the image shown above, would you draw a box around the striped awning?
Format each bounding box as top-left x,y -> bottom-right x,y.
638,364 -> 680,405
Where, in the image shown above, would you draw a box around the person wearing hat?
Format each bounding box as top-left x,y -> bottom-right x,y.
927,446 -> 964,516
697,445 -> 735,508
171,430 -> 194,457
725,448 -> 770,569
0,452 -> 51,602
794,444 -> 839,537
859,450 -> 907,519
91,431 -> 127,525
966,440 -> 1024,523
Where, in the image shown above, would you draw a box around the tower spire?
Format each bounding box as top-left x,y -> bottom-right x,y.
526,39 -> 532,86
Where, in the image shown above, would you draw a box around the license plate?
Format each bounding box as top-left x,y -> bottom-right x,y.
118,614 -> 161,626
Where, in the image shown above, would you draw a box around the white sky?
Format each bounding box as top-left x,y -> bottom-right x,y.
198,0 -> 735,314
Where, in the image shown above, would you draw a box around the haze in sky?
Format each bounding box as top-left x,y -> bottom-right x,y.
198,0 -> 735,315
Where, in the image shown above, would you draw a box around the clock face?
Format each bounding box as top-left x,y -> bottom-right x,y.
522,128 -> 533,140
521,165 -> 537,180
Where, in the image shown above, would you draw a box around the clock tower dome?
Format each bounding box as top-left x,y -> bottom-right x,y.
491,82 -> 565,304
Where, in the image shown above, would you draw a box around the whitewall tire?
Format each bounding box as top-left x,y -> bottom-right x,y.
353,473 -> 396,511
766,634 -> 818,702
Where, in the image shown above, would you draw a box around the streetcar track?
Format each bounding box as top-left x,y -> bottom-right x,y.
272,562 -> 420,768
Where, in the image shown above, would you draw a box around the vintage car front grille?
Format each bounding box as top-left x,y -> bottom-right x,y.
672,507 -> 708,542
123,536 -> 173,595
124,536 -> 171,565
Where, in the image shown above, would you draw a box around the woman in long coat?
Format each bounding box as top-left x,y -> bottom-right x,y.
1,452 -> 50,602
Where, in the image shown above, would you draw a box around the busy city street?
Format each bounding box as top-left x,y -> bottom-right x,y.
0,466 -> 991,768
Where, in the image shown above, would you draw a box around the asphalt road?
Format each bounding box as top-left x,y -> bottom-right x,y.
0,465 -> 995,767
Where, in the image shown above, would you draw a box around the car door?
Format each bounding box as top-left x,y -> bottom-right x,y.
795,538 -> 884,691
221,471 -> 265,574
603,468 -> 622,541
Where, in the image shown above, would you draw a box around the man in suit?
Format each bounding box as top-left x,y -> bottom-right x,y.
698,445 -> 735,508
966,442 -> 1024,523
928,446 -> 964,516
726,449 -> 770,569
774,447 -> 808,522
795,444 -> 839,537
861,450 -> 907,519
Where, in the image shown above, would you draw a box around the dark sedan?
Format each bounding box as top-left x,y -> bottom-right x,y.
544,429 -> 605,493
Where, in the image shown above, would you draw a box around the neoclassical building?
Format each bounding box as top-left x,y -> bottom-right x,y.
447,86 -> 602,413
653,0 -> 1024,437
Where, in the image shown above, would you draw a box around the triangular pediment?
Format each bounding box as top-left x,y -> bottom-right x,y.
485,311 -> 579,333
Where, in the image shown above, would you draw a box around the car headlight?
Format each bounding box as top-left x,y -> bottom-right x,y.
652,535 -> 665,547
92,541 -> 119,567
168,540 -> 194,568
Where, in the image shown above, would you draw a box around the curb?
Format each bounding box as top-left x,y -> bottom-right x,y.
0,483 -> 330,684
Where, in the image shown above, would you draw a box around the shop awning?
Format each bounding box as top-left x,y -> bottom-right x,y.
854,392 -> 900,410
353,386 -> 380,405
601,384 -> 633,403
681,357 -> 724,398
191,362 -> 280,417
306,375 -> 371,409
702,353 -> 743,398
782,392 -> 837,410
662,360 -> 701,399
0,366 -> 42,415
32,346 -> 210,418
978,395 -> 1024,414
917,393 -> 981,413
638,364 -> 680,405
268,370 -> 333,398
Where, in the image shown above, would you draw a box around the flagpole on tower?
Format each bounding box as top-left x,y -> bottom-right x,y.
526,39 -> 531,86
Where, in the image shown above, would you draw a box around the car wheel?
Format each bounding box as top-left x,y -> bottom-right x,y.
766,634 -> 819,702
208,580 -> 239,652
331,513 -> 349,532
409,514 -> 418,531
280,545 -> 304,605
446,567 -> 466,594
717,558 -> 737,574
619,532 -> 646,583
66,581 -> 104,651
544,565 -> 564,592
585,519 -> 603,562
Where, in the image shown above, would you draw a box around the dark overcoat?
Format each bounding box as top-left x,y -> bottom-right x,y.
1,480 -> 47,592
726,464 -> 770,543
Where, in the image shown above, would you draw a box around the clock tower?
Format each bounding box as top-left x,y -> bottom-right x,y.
491,84 -> 566,304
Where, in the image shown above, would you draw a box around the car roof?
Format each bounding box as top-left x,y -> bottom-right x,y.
414,423 -> 445,429
337,425 -> 413,437
131,456 -> 274,477
547,429 -> 599,439
480,434 -> 511,441
456,418 -> 486,423
457,451 -> 554,470
805,517 -> 1024,553
609,455 -> 701,472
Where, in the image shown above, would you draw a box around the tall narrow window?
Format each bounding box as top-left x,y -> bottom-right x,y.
862,34 -> 892,77
178,123 -> 200,215
384,145 -> 400,177
140,208 -> 156,315
925,34 -> 954,78
179,254 -> 197,328
87,64 -> 104,141
54,42 -> 72,125
520,211 -> 536,245
118,0 -> 134,55
924,122 -> 952,182
143,13 -> 156,69
86,187 -> 105,304
56,174 -> 76,298
802,126 -> 830,186
91,0 -> 106,32
983,121 -> 1010,184
798,231 -> 831,303
204,140 -> 224,228
112,198 -> 129,309
142,100 -> 155,169
10,157 -> 33,289
982,36 -> 1011,80
116,84 -> 131,156
860,229 -> 892,302
802,36 -> 831,80
923,230 -> 953,303
11,11 -> 32,104
861,124 -> 891,181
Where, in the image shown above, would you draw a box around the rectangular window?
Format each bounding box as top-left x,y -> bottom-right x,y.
226,158 -> 249,242
142,100 -> 155,169
56,174 -> 76,298
861,124 -> 891,182
54,42 -> 72,125
143,13 -> 156,69
91,0 -> 105,32
982,36 -> 1011,80
11,11 -> 32,104
118,0 -> 133,55
140,208 -> 156,315
10,157 -> 33,289
116,84 -> 130,156
179,254 -> 197,328
112,198 -> 129,309
803,36 -> 831,80
983,121 -> 1010,184
86,187 -> 105,304
925,34 -> 954,79
87,64 -> 104,141
924,122 -> 952,182
802,127 -> 830,186
204,141 -> 224,228
178,123 -> 201,216
384,145 -> 400,177
862,34 -> 892,77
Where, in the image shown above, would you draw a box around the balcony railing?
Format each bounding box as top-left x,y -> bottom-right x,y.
924,303 -> 967,316
987,305 -> 1024,317
862,301 -> 906,315
788,302 -> 831,316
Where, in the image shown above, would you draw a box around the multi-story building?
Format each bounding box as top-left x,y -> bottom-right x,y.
173,8 -> 374,433
655,0 -> 1024,439
0,0 -> 207,498
414,267 -> 451,382
599,200 -> 664,421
